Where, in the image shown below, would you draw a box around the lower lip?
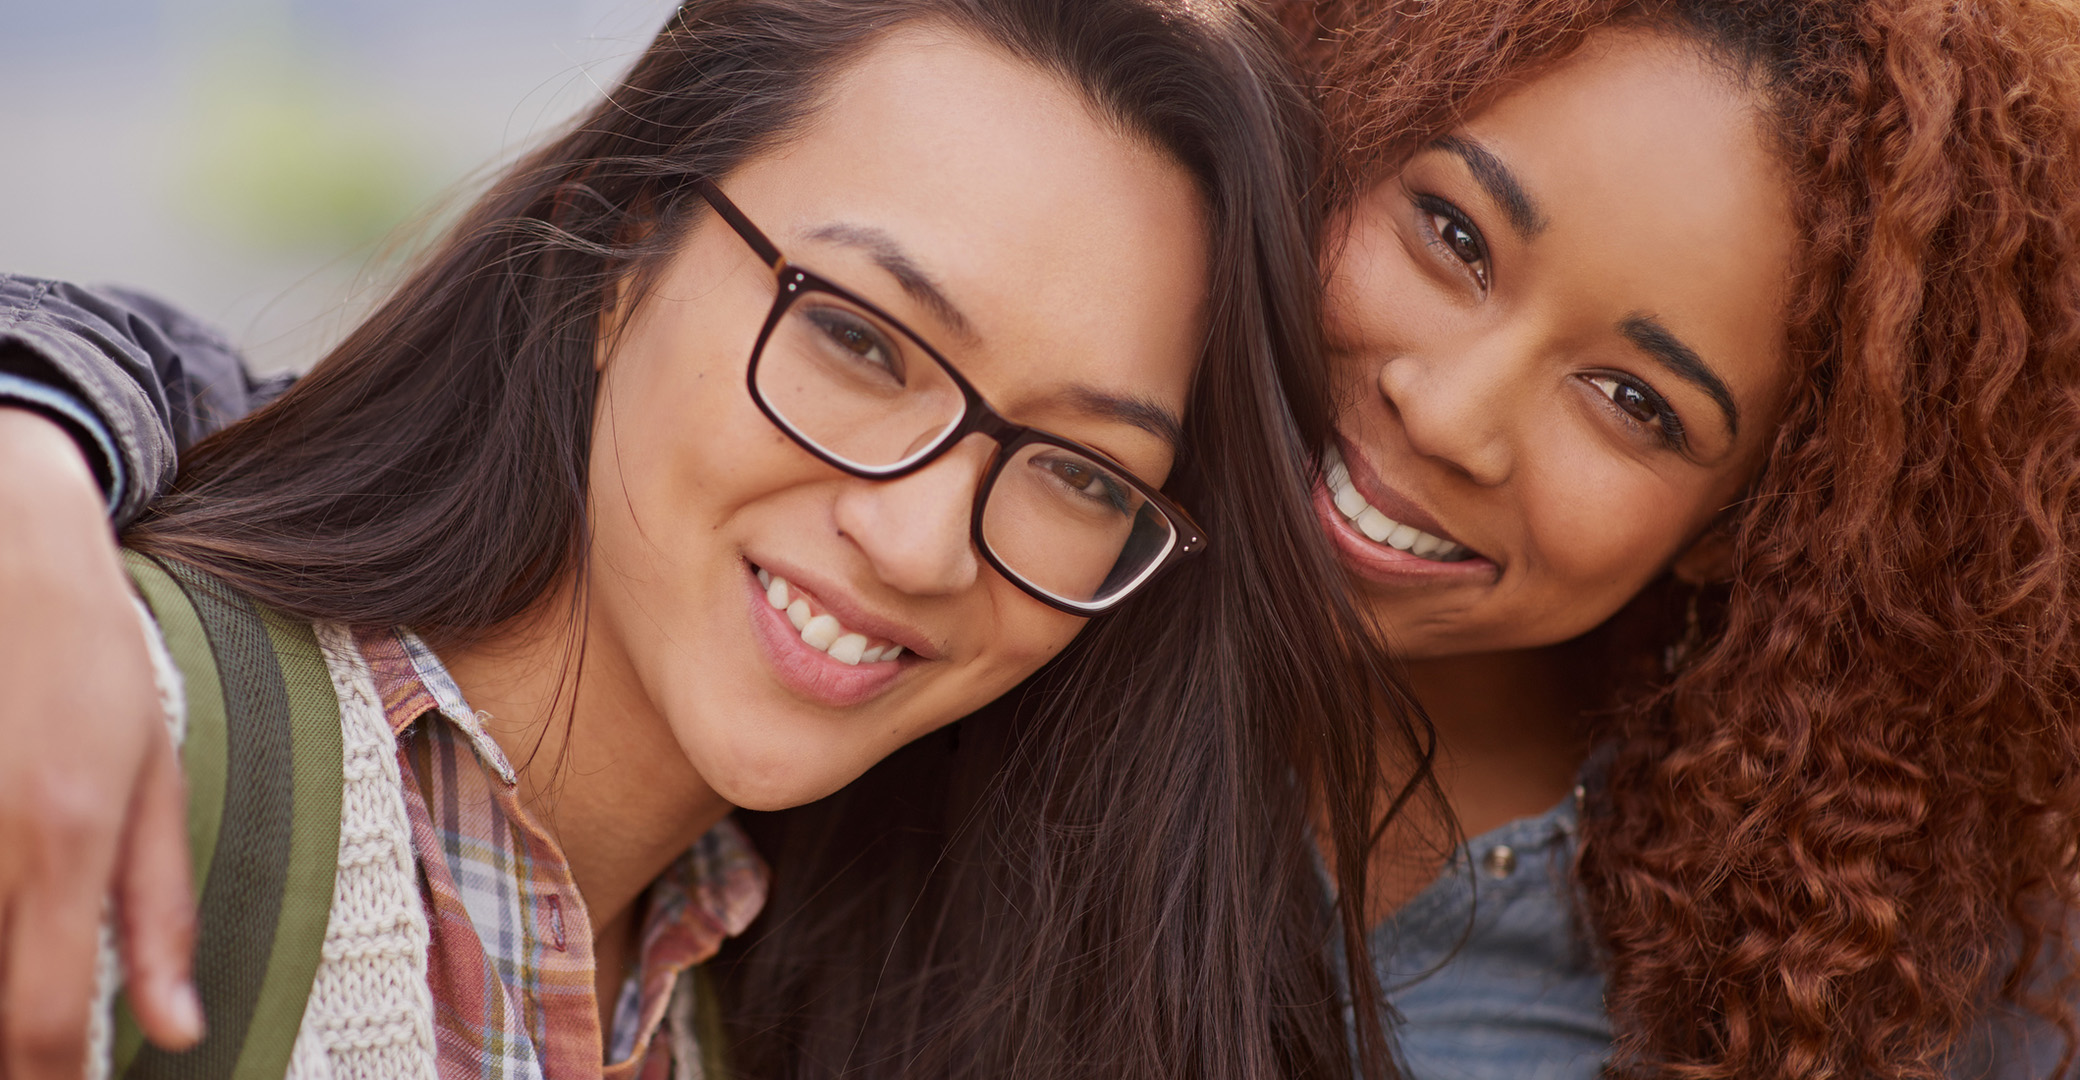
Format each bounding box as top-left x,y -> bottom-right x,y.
744,566 -> 909,708
1312,480 -> 1499,586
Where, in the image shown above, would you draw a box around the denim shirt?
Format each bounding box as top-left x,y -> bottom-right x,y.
1371,787 -> 2069,1080
1376,787 -> 1610,1080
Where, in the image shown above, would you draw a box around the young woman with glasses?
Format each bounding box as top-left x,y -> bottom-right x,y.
0,1 -> 1413,1077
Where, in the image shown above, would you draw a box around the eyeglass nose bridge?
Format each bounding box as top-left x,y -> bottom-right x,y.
938,392 -> 1031,461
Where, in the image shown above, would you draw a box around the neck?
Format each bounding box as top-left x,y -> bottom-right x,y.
1402,645 -> 1594,840
441,582 -> 732,939
1353,642 -> 1596,918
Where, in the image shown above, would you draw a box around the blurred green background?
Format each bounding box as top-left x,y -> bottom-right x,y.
0,0 -> 677,372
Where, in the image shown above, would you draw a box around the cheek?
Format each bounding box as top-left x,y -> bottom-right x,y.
590,329 -> 797,549
981,590 -> 1086,682
911,580 -> 1085,735
1515,445 -> 1706,607
581,317 -> 817,703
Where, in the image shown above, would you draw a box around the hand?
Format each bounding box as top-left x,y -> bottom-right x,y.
0,408 -> 200,1079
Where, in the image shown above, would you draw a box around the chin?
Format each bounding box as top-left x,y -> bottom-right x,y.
695,731 -> 862,813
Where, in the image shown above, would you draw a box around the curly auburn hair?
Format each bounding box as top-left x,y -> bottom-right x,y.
1278,0 -> 2080,1076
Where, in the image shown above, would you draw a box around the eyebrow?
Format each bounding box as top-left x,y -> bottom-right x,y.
1065,384 -> 1185,456
805,222 -> 1181,457
804,222 -> 977,343
1429,135 -> 1548,239
1619,314 -> 1741,437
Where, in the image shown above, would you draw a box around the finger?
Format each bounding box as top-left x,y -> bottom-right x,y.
116,727 -> 202,1052
0,783 -> 119,1080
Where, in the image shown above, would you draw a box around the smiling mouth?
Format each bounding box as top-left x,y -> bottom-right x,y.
1323,445 -> 1476,563
753,566 -> 907,665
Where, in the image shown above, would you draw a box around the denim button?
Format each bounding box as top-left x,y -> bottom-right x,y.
1481,844 -> 1517,878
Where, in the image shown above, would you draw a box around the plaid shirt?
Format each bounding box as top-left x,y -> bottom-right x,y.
360,628 -> 768,1080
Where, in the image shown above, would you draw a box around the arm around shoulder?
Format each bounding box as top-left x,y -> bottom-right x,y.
0,275 -> 283,528
0,407 -> 202,1080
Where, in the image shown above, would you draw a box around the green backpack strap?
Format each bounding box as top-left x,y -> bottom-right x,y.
114,552 -> 344,1080
689,966 -> 731,1080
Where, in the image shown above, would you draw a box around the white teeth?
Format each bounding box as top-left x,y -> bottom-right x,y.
1321,447 -> 1472,563
800,614 -> 842,651
759,572 -> 904,664
828,633 -> 868,665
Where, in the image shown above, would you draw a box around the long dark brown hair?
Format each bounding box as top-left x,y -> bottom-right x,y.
130,1 -> 1426,1077
1283,0 -> 2080,1075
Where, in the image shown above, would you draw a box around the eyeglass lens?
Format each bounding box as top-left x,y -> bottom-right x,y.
752,286 -> 1178,608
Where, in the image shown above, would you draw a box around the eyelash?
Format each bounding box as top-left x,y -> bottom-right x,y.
1585,372 -> 1689,450
1413,193 -> 1490,292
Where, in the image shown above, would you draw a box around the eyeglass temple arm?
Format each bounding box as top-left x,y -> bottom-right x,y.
692,178 -> 784,270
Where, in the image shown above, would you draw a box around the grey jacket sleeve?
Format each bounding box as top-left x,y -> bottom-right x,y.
0,274 -> 291,527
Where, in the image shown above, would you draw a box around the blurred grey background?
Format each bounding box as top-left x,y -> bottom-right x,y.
0,0 -> 680,374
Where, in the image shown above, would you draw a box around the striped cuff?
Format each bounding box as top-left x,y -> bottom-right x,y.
0,370 -> 125,516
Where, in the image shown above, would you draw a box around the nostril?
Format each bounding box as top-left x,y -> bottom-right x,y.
832,477 -> 985,596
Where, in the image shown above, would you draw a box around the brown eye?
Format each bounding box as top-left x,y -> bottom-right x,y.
1414,194 -> 1490,290
1033,453 -> 1134,514
1434,214 -> 1482,265
1586,374 -> 1688,451
1053,461 -> 1094,489
836,326 -> 874,354
804,305 -> 903,381
1589,376 -> 1661,423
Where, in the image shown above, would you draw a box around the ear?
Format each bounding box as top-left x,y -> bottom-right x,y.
1670,524 -> 1734,585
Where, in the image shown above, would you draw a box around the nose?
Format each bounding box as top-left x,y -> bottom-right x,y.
1375,330 -> 1528,487
832,433 -> 991,596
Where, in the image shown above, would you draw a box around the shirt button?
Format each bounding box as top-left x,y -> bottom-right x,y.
1481,844 -> 1517,879
547,895 -> 568,951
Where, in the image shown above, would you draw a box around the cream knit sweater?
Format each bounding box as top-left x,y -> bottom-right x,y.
99,610 -> 721,1080
93,615 -> 439,1080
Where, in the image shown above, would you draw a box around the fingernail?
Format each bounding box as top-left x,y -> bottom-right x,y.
167,981 -> 205,1044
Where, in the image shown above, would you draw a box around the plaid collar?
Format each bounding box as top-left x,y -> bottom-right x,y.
360,627 -> 767,1080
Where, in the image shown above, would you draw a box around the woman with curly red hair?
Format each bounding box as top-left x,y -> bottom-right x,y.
1281,0 -> 2080,1076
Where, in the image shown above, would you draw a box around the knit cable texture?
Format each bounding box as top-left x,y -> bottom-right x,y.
301,621 -> 436,1080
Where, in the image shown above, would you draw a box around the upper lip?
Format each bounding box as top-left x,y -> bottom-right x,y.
745,556 -> 944,660
1331,433 -> 1479,556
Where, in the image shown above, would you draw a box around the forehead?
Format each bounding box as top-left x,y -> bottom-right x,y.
1453,28 -> 1797,420
721,27 -> 1208,433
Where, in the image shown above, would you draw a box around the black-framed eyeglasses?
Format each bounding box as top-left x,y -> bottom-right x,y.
693,178 -> 1207,614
